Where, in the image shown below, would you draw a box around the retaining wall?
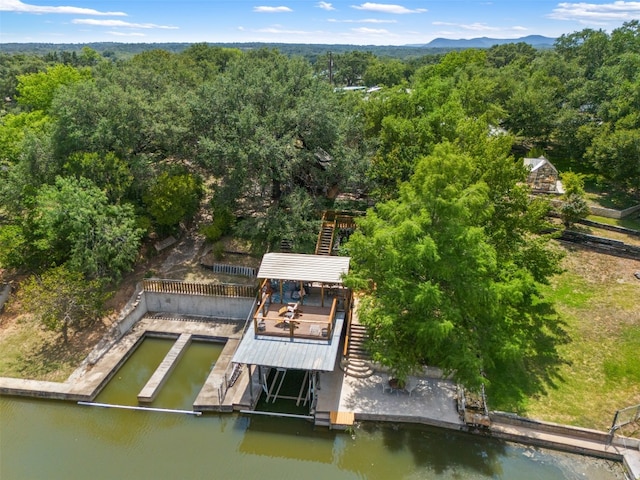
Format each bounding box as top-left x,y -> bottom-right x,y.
579,218 -> 640,237
549,198 -> 640,219
590,203 -> 640,220
492,412 -> 609,444
561,230 -> 640,259
144,292 -> 255,319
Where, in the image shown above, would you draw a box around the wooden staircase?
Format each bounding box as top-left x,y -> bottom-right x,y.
280,239 -> 293,253
341,323 -> 374,378
315,221 -> 336,255
314,211 -> 357,256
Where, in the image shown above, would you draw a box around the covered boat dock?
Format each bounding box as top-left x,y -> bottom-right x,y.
232,253 -> 351,414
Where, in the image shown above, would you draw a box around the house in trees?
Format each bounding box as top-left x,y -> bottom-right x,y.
523,156 -> 562,193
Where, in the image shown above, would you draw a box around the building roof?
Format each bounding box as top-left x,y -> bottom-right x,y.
231,313 -> 345,371
523,156 -> 557,173
257,253 -> 350,284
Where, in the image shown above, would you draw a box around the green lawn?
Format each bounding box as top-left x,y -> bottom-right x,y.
587,214 -> 640,232
514,247 -> 640,432
0,312 -> 103,382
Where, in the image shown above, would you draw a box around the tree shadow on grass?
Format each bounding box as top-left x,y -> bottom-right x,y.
12,327 -> 102,380
485,300 -> 572,414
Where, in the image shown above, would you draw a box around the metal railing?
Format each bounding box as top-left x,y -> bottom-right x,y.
203,263 -> 257,278
610,403 -> 640,436
216,295 -> 259,405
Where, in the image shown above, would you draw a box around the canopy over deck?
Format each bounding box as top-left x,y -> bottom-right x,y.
232,314 -> 344,371
257,253 -> 350,284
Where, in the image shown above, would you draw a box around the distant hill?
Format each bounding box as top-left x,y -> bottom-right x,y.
0,37 -> 555,61
412,35 -> 556,49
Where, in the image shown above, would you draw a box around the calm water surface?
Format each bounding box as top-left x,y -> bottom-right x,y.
0,338 -> 625,480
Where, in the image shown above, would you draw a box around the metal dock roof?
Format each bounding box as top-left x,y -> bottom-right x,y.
231,313 -> 345,371
257,253 -> 350,284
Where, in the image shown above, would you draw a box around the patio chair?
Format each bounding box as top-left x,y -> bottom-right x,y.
286,302 -> 300,316
382,375 -> 394,394
404,378 -> 418,397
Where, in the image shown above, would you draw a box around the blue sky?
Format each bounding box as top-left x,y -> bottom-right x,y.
1,0 -> 639,45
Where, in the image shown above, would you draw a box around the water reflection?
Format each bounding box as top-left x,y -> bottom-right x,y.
0,397 -> 625,480
151,341 -> 223,410
239,414 -> 335,463
96,337 -> 172,406
0,334 -> 627,480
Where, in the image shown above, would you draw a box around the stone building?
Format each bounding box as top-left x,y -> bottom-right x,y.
523,156 -> 561,193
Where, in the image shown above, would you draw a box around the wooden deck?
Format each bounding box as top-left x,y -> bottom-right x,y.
330,410 -> 355,429
254,303 -> 334,340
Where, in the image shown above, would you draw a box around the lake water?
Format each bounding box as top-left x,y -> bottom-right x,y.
0,337 -> 625,479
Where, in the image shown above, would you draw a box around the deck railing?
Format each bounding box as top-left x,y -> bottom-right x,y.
253,296 -> 338,342
143,279 -> 256,298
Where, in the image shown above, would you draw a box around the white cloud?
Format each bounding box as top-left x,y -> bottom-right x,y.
0,0 -> 126,15
253,5 -> 293,13
317,1 -> 335,10
328,17 -> 397,23
352,26 -> 390,34
351,2 -> 427,14
72,19 -> 178,29
548,1 -> 640,21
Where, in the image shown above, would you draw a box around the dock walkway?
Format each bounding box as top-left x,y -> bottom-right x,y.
138,333 -> 192,403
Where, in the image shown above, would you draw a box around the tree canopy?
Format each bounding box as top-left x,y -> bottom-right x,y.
16,265 -> 106,344
345,132 -> 565,405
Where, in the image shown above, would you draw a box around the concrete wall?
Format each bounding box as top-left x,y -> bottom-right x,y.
590,203 -> 640,220
549,198 -> 640,220
144,291 -> 255,320
83,285 -> 148,366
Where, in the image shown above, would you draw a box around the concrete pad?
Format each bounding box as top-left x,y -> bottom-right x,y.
338,373 -> 463,429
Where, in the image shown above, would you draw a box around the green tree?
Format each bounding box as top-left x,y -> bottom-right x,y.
586,128 -> 640,191
63,151 -> 133,203
16,265 -> 106,344
16,64 -> 92,111
559,172 -> 590,227
30,176 -> 143,280
333,51 -> 375,86
0,110 -> 51,164
180,43 -> 241,80
193,49 -> 365,250
363,58 -> 409,86
144,171 -> 203,231
345,141 -> 564,405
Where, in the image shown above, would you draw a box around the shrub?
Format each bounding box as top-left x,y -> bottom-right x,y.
212,241 -> 225,260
